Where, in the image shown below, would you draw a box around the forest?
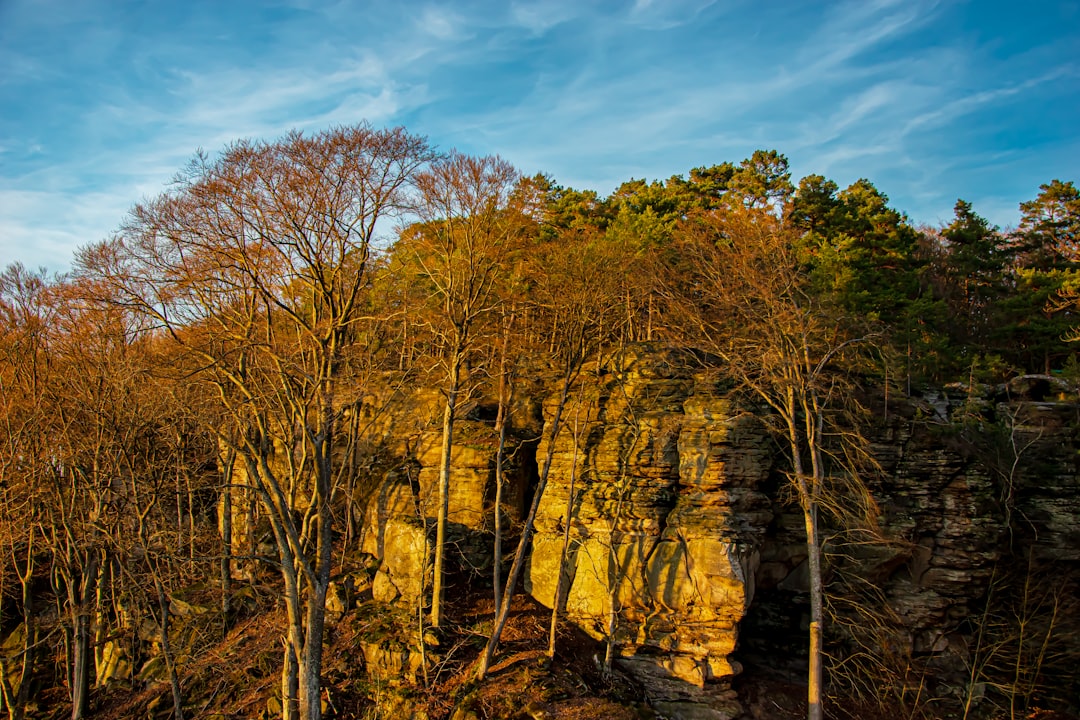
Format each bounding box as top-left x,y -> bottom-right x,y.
1,123 -> 1078,720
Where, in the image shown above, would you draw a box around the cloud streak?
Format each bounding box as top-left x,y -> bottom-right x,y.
1,0 -> 1077,271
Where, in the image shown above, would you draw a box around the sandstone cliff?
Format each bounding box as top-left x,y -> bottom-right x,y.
354,345 -> 1080,718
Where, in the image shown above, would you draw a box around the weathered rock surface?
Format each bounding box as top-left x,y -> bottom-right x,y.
745,379 -> 1080,701
348,348 -> 1080,714
522,346 -> 774,717
362,472 -> 431,605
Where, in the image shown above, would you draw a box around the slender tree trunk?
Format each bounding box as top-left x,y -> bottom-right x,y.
299,614 -> 324,720
220,449 -> 234,622
492,315 -> 514,611
493,394 -> 508,612
11,619 -> 36,720
282,627 -> 300,720
803,501 -> 823,720
7,536 -> 37,720
92,556 -> 109,685
342,411 -> 361,551
2,611 -> 34,720
6,617 -> 34,720
416,602 -> 429,688
646,292 -> 654,341
186,473 -> 197,561
298,436 -> 333,720
413,459 -> 433,688
548,401 -> 583,658
244,484 -> 256,569
70,551 -> 99,720
432,353 -> 462,628
806,400 -> 827,720
258,449 -> 303,720
154,578 -> 185,720
400,296 -> 410,371
787,400 -> 823,720
478,377 -> 570,679
175,441 -> 186,559
279,551 -> 303,720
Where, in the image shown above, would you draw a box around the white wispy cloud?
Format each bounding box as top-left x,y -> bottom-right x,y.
627,0 -> 722,30
508,1 -> 581,34
809,0 -> 939,71
1,0 -> 1077,270
0,188 -> 131,272
1,12 -> 436,267
417,5 -> 468,40
902,65 -> 1077,136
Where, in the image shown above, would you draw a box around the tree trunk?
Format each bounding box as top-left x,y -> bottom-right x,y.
281,629 -> 300,720
92,556 -> 109,686
548,402 -> 582,658
790,403 -> 820,720
220,449 -> 234,622
6,531 -> 37,720
175,445 -> 186,560
270,484 -> 302,720
298,435 -> 333,720
299,636 -> 323,720
2,578 -> 37,720
478,377 -> 570,679
432,353 -> 462,628
184,455 -> 196,561
10,621 -> 35,720
279,550 -> 303,720
804,502 -> 824,720
805,401 -> 827,720
154,578 -> 185,720
70,552 -> 99,720
646,292 -> 654,341
251,416 -> 334,720
787,402 -> 823,720
492,316 -> 514,611
493,393 -> 508,612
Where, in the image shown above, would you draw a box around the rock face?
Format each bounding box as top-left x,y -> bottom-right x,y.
356,381 -> 538,608
352,349 -> 1080,716
523,346 -> 773,718
743,378 -> 1080,704
363,474 -> 432,606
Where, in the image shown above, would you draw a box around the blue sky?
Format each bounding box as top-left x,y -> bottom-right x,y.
1,0 -> 1078,272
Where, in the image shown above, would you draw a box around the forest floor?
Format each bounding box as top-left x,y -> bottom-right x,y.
73,588 -> 648,720
38,575 -> 1079,720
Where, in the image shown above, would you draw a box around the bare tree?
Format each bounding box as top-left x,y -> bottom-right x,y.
82,124 -> 433,720
663,206 -> 879,720
27,277 -> 126,720
52,276 -> 200,720
0,265 -> 55,720
407,152 -> 521,628
477,227 -> 626,678
0,270 -> 162,720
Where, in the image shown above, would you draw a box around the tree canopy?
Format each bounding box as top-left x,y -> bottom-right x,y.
0,123 -> 1076,720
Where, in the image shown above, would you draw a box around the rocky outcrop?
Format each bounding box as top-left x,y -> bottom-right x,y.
744,377 -> 1080,704
522,346 -> 774,718
522,359 -> 1078,713
350,350 -> 1080,716
355,380 -> 539,609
